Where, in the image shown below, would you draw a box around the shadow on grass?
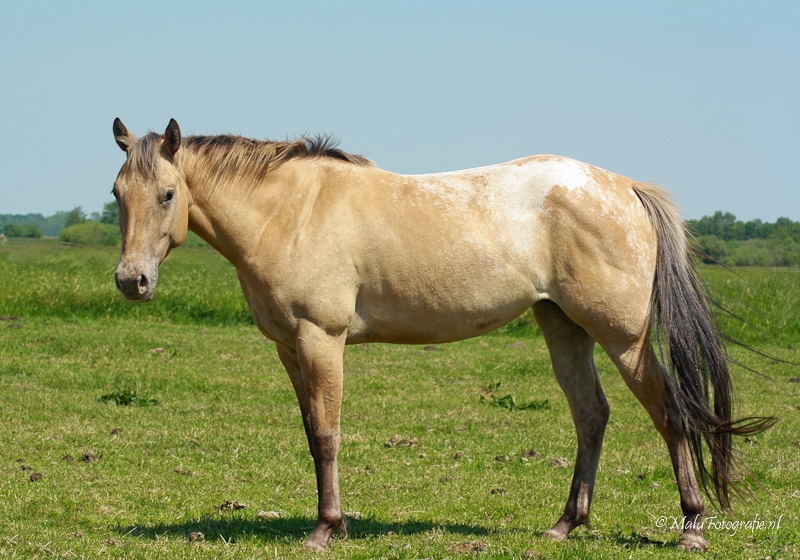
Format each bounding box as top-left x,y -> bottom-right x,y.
121,514 -> 491,544
609,530 -> 671,549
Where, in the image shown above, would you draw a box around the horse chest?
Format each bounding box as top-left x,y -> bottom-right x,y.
236,266 -> 355,345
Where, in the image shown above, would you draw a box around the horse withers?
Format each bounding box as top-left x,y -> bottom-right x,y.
111,118 -> 773,551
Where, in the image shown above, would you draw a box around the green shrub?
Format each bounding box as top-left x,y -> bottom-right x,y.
768,240 -> 800,267
3,224 -> 43,238
694,235 -> 727,263
726,238 -> 771,266
64,206 -> 88,228
23,225 -> 42,238
59,222 -> 121,246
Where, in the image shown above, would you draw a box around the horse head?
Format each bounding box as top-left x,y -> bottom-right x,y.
111,118 -> 189,302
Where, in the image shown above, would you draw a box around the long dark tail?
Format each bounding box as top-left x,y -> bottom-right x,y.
633,182 -> 776,511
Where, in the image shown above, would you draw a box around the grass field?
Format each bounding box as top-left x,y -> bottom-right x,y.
1,238 -> 798,559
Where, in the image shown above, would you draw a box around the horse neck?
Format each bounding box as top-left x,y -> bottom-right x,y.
175,149 -> 297,267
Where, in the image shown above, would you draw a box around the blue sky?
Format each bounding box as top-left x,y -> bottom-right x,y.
1,1 -> 798,221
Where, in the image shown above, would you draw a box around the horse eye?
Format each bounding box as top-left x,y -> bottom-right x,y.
111,188 -> 119,199
163,190 -> 175,204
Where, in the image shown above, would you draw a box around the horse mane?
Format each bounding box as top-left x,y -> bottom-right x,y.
184,134 -> 371,193
122,131 -> 372,194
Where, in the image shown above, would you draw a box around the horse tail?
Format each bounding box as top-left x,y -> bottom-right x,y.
632,182 -> 776,511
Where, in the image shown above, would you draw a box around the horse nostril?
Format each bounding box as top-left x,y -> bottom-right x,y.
115,273 -> 123,292
137,274 -> 149,293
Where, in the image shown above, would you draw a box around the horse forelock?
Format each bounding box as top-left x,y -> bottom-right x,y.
120,132 -> 163,179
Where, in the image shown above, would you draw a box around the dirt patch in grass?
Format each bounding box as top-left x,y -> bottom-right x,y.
384,435 -> 418,447
217,500 -> 247,511
81,453 -> 99,463
449,540 -> 487,553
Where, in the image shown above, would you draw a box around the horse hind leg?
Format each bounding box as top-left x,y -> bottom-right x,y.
598,331 -> 708,551
533,300 -> 610,540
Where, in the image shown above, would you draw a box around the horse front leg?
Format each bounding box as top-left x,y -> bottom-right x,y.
277,323 -> 347,551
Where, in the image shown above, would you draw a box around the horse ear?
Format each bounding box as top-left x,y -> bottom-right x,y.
113,118 -> 136,152
163,118 -> 181,158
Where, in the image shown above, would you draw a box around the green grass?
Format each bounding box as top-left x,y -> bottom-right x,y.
700,265 -> 800,348
0,237 -> 250,325
1,239 -> 798,559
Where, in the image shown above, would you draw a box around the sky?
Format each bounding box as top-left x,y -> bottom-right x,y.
0,1 -> 798,221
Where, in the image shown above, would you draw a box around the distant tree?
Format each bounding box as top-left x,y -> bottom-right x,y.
772,217 -> 800,243
694,235 -> 728,264
692,211 -> 744,241
743,219 -> 770,240
3,224 -> 42,238
64,206 -> 88,228
100,201 -> 119,225
3,223 -> 21,237
0,211 -> 67,236
688,212 -> 800,267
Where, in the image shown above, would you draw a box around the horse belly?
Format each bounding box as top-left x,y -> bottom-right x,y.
348,257 -> 541,344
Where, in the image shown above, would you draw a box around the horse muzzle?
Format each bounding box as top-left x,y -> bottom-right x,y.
115,262 -> 158,302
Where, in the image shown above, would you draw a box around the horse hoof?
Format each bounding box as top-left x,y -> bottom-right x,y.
302,539 -> 330,552
678,535 -> 708,552
543,528 -> 568,542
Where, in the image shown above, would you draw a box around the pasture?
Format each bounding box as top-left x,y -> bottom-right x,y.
1,238 -> 798,559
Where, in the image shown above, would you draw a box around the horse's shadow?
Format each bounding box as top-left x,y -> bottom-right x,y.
122,514 -> 491,544
609,530 -> 670,549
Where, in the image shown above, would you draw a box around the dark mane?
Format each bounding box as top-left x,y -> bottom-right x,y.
181,134 -> 371,193
186,134 -> 371,167
122,132 -> 372,193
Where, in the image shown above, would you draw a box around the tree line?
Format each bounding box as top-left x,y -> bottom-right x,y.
2,206 -> 799,266
2,201 -> 207,247
1,203 -> 120,244
1,203 -> 118,237
687,211 -> 800,267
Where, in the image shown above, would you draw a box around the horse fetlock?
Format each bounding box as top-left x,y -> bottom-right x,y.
304,515 -> 347,551
320,511 -> 347,537
574,511 -> 590,527
544,514 -> 582,541
680,502 -> 705,521
319,507 -> 345,526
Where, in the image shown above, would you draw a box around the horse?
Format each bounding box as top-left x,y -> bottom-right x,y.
110,118 -> 774,551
